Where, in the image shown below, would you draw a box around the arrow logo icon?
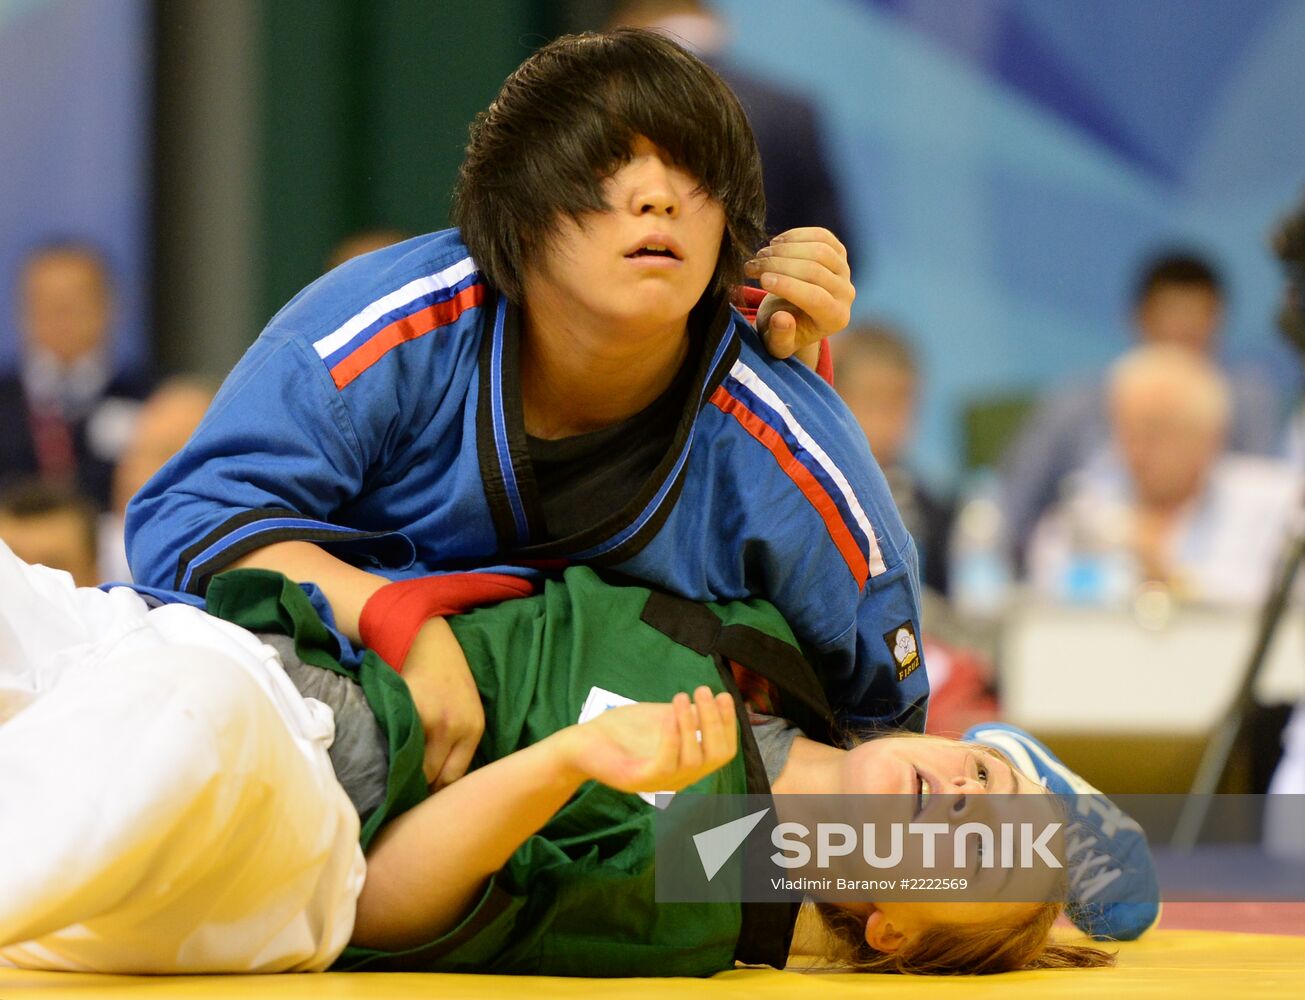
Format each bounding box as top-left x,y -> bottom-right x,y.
693,807 -> 771,881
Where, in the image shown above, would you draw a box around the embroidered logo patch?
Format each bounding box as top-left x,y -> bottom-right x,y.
883,622 -> 921,682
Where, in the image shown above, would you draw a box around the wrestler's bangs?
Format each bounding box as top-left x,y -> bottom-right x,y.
454,29 -> 766,300
583,39 -> 758,210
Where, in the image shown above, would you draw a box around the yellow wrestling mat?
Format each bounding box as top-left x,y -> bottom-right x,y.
2,932 -> 1303,999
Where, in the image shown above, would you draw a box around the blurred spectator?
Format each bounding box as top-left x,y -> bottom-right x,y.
834,323 -> 953,593
607,1 -> 858,272
0,242 -> 151,509
99,376 -> 217,582
1027,345 -> 1298,607
326,227 -> 410,271
835,324 -> 994,735
1000,251 -> 1285,565
0,480 -> 99,587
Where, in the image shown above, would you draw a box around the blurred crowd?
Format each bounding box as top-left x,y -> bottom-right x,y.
0,242 -> 204,587
830,250 -> 1300,621
0,236 -> 375,588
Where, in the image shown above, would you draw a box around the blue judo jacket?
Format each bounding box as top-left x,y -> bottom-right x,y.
127,229 -> 928,731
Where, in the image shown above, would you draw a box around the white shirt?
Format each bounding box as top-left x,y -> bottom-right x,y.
1027,451 -> 1301,608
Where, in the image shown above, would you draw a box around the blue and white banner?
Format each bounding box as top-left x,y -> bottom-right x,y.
717,0 -> 1305,483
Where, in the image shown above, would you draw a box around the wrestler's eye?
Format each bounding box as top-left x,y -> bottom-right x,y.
976,760 -> 989,787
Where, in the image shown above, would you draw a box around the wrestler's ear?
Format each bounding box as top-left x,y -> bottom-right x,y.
864,909 -> 909,953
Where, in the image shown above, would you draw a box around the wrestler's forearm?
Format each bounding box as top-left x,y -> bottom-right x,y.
232,541 -> 483,787
229,540 -> 387,642
350,728 -> 585,950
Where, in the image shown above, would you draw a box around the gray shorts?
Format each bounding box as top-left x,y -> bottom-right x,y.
258,633 -> 390,816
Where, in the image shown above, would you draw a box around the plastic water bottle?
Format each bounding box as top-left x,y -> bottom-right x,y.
950,472 -> 1013,620
1059,489 -> 1135,607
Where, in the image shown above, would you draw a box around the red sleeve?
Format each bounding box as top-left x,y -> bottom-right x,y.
359,572 -> 537,672
729,285 -> 836,387
816,339 -> 834,386
730,284 -> 767,325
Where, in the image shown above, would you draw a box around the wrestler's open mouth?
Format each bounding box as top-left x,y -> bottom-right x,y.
627,244 -> 681,259
624,234 -> 684,260
915,770 -> 932,818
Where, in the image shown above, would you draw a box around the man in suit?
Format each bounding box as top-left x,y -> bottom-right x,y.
0,242 -> 151,509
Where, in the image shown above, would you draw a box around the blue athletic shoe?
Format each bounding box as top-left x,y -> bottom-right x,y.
962,722 -> 1160,940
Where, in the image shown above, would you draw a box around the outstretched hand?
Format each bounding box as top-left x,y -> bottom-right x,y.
749,227 -> 855,365
561,686 -> 738,795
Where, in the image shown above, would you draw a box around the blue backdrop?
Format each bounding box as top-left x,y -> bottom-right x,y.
716,0 -> 1305,486
0,0 -> 150,376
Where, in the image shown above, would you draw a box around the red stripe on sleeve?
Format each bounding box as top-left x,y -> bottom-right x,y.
709,386 -> 869,590
330,283 -> 486,389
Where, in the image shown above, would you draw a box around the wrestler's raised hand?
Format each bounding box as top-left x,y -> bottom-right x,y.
402,617 -> 486,790
748,227 -> 855,366
561,686 -> 738,795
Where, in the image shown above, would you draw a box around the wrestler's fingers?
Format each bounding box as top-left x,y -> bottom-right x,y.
756,274 -> 848,330
716,691 -> 738,761
745,255 -> 851,296
695,685 -> 727,764
423,736 -> 453,787
665,691 -> 691,774
433,731 -> 478,790
768,227 -> 848,260
761,310 -> 801,359
676,689 -> 704,770
754,240 -> 850,279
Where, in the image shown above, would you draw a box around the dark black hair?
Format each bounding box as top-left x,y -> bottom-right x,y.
1132,250 -> 1223,307
453,28 -> 766,302
1272,190 -> 1305,354
0,479 -> 98,555
1276,193 -> 1305,268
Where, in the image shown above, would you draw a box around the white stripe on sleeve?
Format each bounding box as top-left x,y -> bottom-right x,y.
730,360 -> 887,577
312,256 -> 479,360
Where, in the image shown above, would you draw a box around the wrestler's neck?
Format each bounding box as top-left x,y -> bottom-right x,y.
770,736 -> 847,796
517,282 -> 691,441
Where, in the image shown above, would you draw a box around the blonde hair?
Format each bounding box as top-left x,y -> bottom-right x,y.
789,729 -> 1116,974
796,899 -> 1115,975
1108,343 -> 1231,432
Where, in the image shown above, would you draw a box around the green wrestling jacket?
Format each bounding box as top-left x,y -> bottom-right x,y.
205,566 -> 838,978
